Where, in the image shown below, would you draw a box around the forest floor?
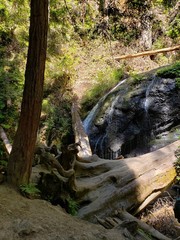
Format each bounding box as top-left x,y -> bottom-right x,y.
1,182 -> 180,240
0,183 -> 127,240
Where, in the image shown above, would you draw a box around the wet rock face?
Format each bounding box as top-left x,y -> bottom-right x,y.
86,75 -> 180,159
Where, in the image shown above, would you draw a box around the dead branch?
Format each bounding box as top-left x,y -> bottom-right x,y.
114,45 -> 180,61
0,126 -> 12,154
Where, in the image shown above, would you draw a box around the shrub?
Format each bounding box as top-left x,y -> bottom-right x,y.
20,183 -> 41,199
66,197 -> 79,216
167,15 -> 180,40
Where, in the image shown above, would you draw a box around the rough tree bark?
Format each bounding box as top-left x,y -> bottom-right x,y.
7,0 -> 48,186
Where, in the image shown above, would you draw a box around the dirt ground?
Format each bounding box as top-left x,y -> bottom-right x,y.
0,183 -> 128,240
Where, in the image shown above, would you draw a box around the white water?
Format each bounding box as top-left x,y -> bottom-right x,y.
83,79 -> 127,134
144,77 -> 156,112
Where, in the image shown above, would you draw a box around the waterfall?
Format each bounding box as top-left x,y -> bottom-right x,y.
144,77 -> 157,112
81,68 -> 180,159
83,79 -> 127,134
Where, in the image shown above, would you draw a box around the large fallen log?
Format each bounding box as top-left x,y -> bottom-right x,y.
74,141 -> 179,222
114,45 -> 180,61
71,103 -> 180,222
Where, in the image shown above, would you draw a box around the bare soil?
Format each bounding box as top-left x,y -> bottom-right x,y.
0,183 -> 126,240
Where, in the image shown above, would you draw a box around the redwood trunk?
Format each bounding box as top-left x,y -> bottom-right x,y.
7,0 -> 48,186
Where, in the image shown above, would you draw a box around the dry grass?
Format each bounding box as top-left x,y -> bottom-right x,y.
139,193 -> 180,239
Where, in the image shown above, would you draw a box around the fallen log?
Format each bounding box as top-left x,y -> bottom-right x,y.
114,45 -> 180,61
71,97 -> 92,159
74,140 -> 180,222
0,126 -> 12,154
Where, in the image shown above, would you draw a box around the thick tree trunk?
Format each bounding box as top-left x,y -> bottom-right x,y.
7,0 -> 48,186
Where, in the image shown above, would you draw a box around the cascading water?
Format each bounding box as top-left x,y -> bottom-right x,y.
83,79 -> 127,158
83,70 -> 180,159
144,76 -> 157,113
83,79 -> 127,135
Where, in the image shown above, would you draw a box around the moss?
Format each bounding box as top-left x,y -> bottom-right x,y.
128,73 -> 147,86
175,77 -> 180,88
156,61 -> 180,78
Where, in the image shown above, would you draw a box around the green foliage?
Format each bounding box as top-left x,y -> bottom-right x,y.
0,159 -> 8,167
156,61 -> 180,78
0,60 -> 24,134
81,67 -> 123,115
0,0 -> 29,138
175,78 -> 180,88
167,15 -> 180,40
128,72 -> 147,85
152,0 -> 177,8
49,0 -> 97,43
126,0 -> 150,10
66,197 -> 79,216
110,21 -> 140,44
20,183 -> 41,198
43,97 -> 72,147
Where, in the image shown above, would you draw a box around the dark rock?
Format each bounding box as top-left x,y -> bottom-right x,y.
84,69 -> 180,159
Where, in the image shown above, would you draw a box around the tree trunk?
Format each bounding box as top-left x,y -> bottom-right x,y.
7,0 -> 48,186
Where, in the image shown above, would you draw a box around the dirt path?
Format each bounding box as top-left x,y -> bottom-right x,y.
0,184 -> 126,240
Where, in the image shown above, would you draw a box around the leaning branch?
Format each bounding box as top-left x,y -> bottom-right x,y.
71,96 -> 92,159
114,45 -> 180,61
0,126 -> 12,154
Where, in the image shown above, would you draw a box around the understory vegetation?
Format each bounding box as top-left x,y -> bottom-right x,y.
156,61 -> 180,78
